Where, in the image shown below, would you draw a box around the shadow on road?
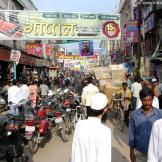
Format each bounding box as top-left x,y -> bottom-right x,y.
107,112 -> 129,147
113,123 -> 129,147
112,147 -> 129,162
39,134 -> 53,149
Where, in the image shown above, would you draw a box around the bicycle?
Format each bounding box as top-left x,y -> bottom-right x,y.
71,105 -> 86,129
111,94 -> 125,132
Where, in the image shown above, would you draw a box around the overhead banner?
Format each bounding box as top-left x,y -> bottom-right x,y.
0,11 -> 121,40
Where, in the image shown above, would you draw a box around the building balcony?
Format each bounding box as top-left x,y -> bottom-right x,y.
155,3 -> 162,14
153,0 -> 162,11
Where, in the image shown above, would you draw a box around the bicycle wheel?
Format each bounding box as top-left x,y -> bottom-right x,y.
118,108 -> 125,132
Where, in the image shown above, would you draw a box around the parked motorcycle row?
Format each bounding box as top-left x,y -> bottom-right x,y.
0,89 -> 85,162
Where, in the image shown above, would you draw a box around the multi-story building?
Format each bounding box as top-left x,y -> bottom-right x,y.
118,0 -> 162,79
141,0 -> 162,79
118,0 -> 134,67
0,0 -> 37,10
0,0 -> 51,83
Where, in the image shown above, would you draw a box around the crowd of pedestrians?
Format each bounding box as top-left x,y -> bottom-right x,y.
125,75 -> 162,162
71,73 -> 162,162
0,70 -> 92,108
2,70 -> 162,162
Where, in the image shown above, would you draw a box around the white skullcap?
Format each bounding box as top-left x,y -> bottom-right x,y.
152,78 -> 157,83
90,93 -> 108,110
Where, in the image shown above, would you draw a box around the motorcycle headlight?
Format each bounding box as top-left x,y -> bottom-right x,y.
48,102 -> 51,105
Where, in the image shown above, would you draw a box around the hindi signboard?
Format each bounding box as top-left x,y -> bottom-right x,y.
0,11 -> 121,40
25,43 -> 53,58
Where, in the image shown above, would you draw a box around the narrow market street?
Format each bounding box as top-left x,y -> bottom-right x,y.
33,120 -> 130,162
1,0 -> 162,162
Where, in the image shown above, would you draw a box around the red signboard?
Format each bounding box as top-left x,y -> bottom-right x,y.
45,44 -> 52,56
25,43 -> 43,57
103,21 -> 120,39
25,43 -> 52,57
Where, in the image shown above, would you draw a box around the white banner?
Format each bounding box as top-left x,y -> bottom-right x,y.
64,59 -> 74,68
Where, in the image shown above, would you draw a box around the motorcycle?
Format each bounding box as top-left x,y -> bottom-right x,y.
0,114 -> 29,162
25,115 -> 39,154
24,104 -> 52,154
52,110 -> 68,142
42,99 -> 69,142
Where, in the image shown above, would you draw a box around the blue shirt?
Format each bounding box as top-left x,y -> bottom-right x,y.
129,107 -> 162,155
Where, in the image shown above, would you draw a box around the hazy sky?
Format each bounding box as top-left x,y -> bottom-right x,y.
32,0 -> 118,14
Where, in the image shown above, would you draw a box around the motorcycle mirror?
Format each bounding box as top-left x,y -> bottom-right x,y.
7,131 -> 12,136
64,89 -> 69,93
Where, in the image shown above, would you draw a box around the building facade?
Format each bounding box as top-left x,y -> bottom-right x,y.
118,0 -> 162,78
0,0 -> 37,10
0,0 -> 52,83
118,0 -> 136,74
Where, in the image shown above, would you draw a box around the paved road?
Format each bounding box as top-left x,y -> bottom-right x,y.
33,120 -> 130,162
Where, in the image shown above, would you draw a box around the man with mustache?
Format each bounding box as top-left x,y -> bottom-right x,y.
129,87 -> 162,162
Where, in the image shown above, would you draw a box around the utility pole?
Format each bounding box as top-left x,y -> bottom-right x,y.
8,0 -> 11,10
13,41 -> 17,80
8,0 -> 17,79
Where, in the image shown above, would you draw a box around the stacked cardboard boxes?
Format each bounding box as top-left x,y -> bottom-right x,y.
93,64 -> 127,99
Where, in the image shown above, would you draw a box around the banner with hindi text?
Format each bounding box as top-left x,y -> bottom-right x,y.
0,11 -> 121,40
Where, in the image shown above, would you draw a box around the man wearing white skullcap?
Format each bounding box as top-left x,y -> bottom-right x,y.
71,93 -> 111,162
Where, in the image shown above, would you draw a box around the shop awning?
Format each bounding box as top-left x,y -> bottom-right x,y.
150,41 -> 162,62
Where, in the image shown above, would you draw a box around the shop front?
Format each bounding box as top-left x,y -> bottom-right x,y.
0,47 -> 10,84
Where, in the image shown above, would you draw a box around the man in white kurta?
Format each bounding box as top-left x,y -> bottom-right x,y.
147,119 -> 162,162
81,76 -> 99,118
19,80 -> 30,100
71,93 -> 111,162
8,80 -> 21,104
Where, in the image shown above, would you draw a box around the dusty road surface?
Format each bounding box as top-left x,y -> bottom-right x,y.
33,120 -> 130,162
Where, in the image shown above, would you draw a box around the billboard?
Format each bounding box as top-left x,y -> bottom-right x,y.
0,11 -> 121,40
79,41 -> 93,56
125,20 -> 139,43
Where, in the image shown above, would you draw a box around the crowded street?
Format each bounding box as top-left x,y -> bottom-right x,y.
1,0 -> 162,162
